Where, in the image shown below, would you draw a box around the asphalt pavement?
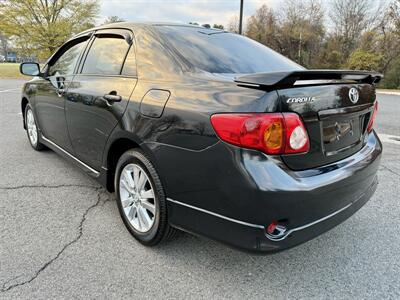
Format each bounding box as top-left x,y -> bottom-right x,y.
0,79 -> 399,299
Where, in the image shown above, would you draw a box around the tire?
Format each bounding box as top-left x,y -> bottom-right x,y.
115,149 -> 177,246
24,104 -> 45,151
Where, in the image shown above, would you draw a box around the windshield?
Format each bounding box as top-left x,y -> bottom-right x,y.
156,26 -> 303,74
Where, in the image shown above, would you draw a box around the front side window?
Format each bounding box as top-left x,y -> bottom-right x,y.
49,39 -> 88,76
82,36 -> 130,75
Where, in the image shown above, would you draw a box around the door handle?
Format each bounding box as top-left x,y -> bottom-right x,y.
57,88 -> 66,98
103,93 -> 122,105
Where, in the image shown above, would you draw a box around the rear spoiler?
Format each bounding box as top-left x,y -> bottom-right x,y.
234,70 -> 383,90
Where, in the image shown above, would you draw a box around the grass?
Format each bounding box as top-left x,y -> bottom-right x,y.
0,63 -> 31,79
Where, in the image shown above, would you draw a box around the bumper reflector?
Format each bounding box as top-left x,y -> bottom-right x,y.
266,221 -> 287,238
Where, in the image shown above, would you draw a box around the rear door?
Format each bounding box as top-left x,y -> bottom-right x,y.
65,29 -> 137,170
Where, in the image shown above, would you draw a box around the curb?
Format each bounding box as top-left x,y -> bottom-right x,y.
377,90 -> 400,96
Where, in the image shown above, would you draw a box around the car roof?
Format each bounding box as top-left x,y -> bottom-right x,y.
76,22 -> 203,36
71,22 -> 227,45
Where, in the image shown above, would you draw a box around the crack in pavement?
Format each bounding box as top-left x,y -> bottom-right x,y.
0,183 -> 99,190
380,164 -> 400,177
0,187 -> 113,293
0,161 -> 392,293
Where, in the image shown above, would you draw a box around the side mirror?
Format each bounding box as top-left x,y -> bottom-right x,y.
20,62 -> 41,77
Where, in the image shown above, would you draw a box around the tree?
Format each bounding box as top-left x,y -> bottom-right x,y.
245,1 -> 325,67
316,35 -> 343,69
241,0 -> 399,88
278,0 -> 325,66
0,32 -> 9,57
245,4 -> 281,52
355,1 -> 400,74
103,15 -> 125,25
376,0 -> 400,87
389,0 -> 400,35
329,0 -> 379,61
213,24 -> 224,30
380,58 -> 400,88
0,0 -> 99,61
227,16 -> 240,33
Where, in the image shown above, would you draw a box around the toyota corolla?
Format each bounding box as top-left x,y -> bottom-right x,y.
19,23 -> 382,253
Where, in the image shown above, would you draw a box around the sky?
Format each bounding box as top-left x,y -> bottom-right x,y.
99,0 -> 281,27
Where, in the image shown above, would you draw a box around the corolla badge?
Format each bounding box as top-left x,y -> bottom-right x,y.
286,96 -> 316,104
349,87 -> 359,104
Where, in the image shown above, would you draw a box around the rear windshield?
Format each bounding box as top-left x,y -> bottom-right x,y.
156,26 -> 303,74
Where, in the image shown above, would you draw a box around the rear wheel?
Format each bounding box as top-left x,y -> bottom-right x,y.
115,149 -> 177,246
25,104 -> 45,151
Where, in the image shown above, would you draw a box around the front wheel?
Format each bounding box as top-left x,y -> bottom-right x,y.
25,104 -> 45,151
115,149 -> 177,246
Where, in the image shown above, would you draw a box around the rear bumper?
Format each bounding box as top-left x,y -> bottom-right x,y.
160,131 -> 382,253
168,178 -> 377,253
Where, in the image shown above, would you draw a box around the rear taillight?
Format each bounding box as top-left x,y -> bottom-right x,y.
367,101 -> 378,133
210,113 -> 310,155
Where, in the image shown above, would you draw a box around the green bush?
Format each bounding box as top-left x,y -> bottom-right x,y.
346,49 -> 382,71
379,59 -> 400,89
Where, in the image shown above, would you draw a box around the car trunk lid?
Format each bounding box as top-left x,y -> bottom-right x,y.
278,83 -> 376,170
234,70 -> 381,170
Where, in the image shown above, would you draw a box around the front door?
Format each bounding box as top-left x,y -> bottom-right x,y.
34,36 -> 90,152
66,30 -> 137,169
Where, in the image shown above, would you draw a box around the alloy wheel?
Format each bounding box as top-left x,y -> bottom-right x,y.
26,109 -> 38,146
119,163 -> 156,233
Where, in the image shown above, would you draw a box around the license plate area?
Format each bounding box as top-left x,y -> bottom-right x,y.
319,106 -> 372,157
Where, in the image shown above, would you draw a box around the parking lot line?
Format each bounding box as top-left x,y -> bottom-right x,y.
378,133 -> 400,146
0,88 -> 20,93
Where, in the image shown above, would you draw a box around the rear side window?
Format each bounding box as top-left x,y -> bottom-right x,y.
121,46 -> 137,76
82,36 -> 130,75
49,39 -> 88,76
156,26 -> 303,74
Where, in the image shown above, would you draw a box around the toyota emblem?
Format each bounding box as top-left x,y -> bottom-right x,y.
349,88 -> 359,104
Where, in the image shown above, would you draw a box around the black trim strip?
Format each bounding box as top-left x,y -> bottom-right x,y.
41,135 -> 100,177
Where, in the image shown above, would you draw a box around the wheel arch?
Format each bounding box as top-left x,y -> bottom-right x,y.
104,132 -> 161,193
21,97 -> 29,129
